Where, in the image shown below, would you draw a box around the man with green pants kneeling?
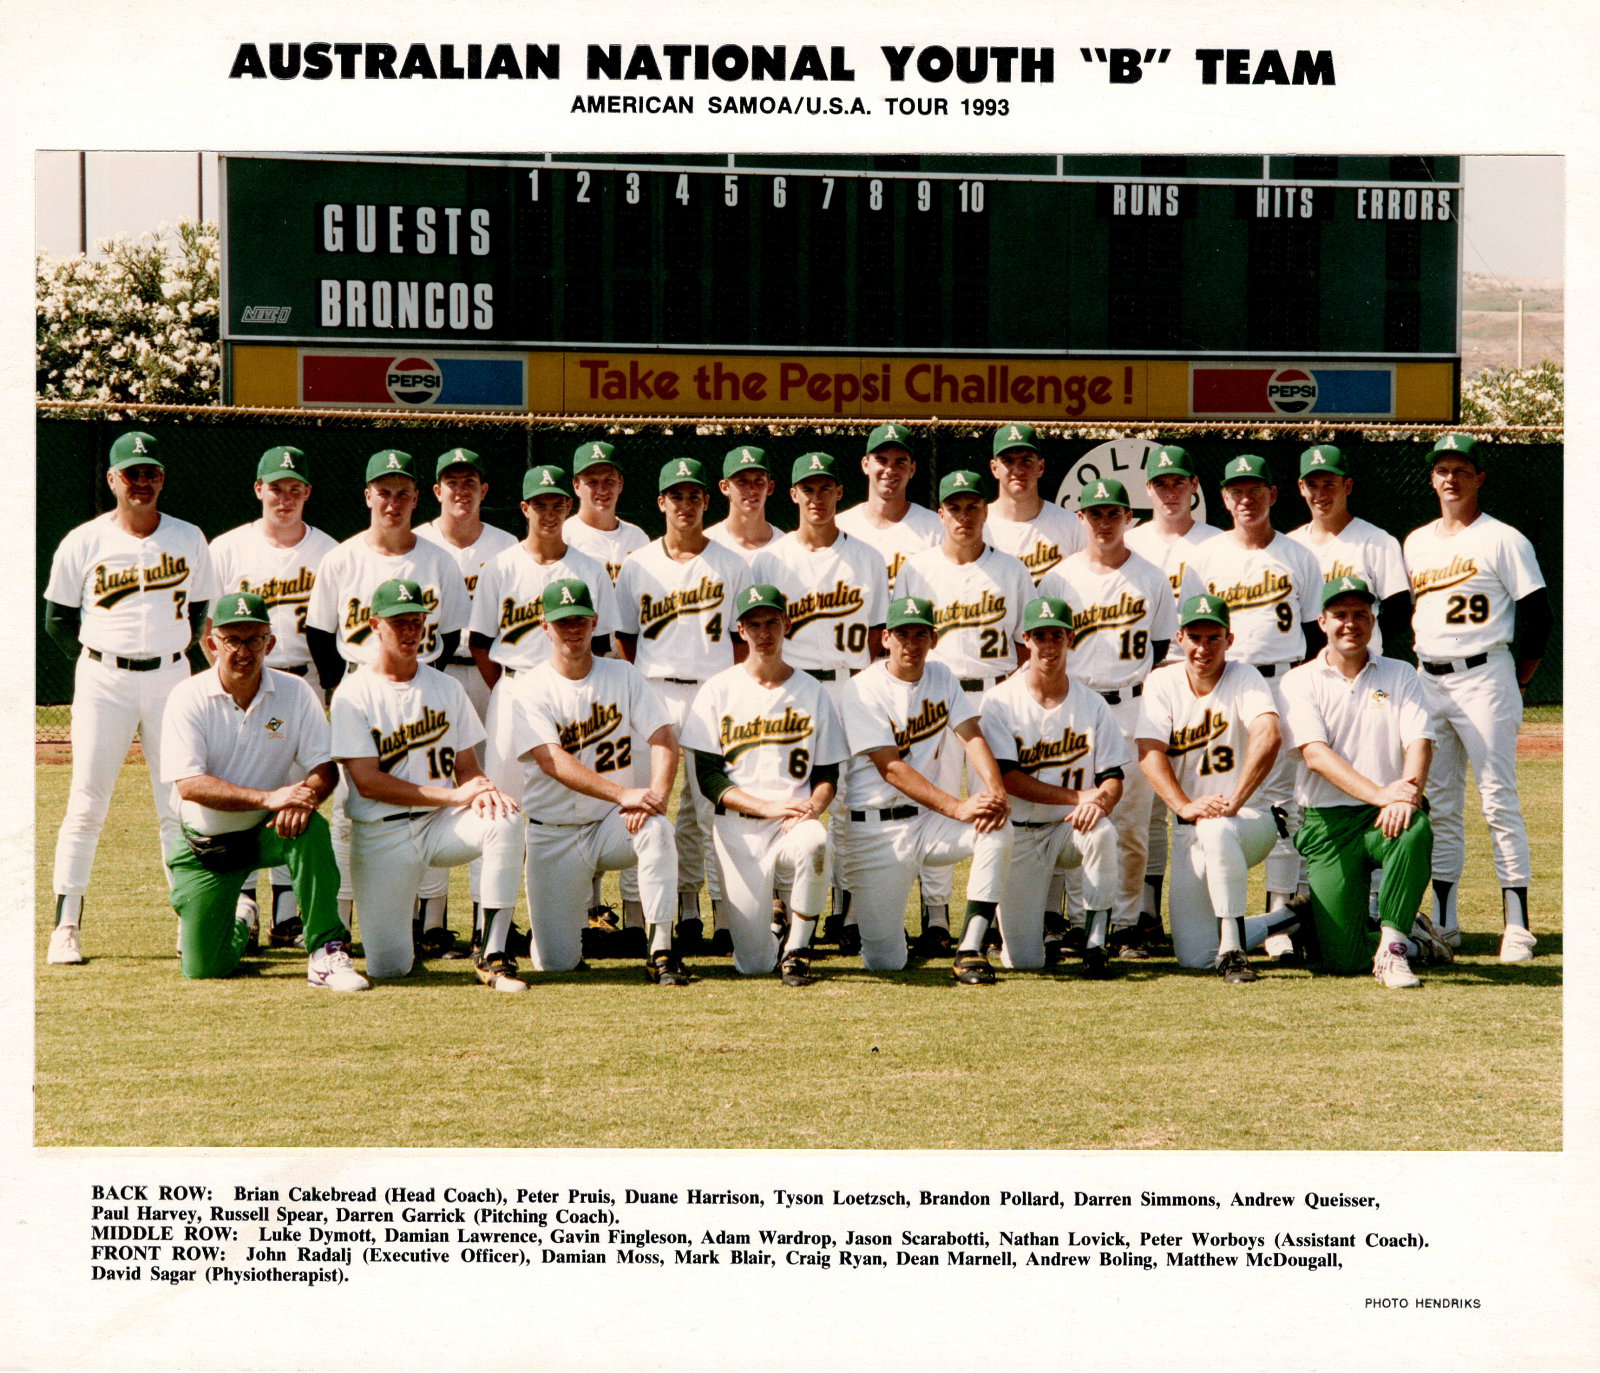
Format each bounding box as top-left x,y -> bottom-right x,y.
1279,576 -> 1450,987
159,592 -> 367,989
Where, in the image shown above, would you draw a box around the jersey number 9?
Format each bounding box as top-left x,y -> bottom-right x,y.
1275,603 -> 1294,632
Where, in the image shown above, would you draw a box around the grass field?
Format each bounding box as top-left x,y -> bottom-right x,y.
34,750 -> 1561,1151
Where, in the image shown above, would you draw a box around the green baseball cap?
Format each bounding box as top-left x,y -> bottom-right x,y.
865,423 -> 913,455
1221,453 -> 1272,486
1077,477 -> 1131,510
992,422 -> 1040,456
659,457 -> 709,493
370,578 -> 427,618
256,446 -> 308,484
1021,595 -> 1074,634
1429,433 -> 1482,469
211,591 -> 271,628
1144,444 -> 1196,479
735,583 -> 787,620
791,452 -> 842,485
109,431 -> 162,471
541,578 -> 596,622
572,440 -> 619,475
436,447 -> 486,480
886,594 -> 937,631
1299,444 -> 1349,478
1319,574 -> 1377,610
722,445 -> 771,478
365,449 -> 418,484
1179,593 -> 1231,629
937,469 -> 986,504
522,465 -> 572,501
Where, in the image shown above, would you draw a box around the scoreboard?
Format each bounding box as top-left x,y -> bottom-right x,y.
221,153 -> 1462,420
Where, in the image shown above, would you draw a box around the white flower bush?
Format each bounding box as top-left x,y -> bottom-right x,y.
1460,361 -> 1563,428
37,221 -> 220,406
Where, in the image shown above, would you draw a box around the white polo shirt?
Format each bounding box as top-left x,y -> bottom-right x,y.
160,666 -> 333,835
1280,650 -> 1436,811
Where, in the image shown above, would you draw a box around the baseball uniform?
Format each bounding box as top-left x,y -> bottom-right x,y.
985,501 -> 1087,587
979,672 -> 1124,969
706,519 -> 782,565
563,514 -> 648,587
1288,517 -> 1409,654
835,501 -> 944,597
305,533 -> 472,671
509,655 -> 679,971
681,664 -> 848,974
839,658 -> 1014,970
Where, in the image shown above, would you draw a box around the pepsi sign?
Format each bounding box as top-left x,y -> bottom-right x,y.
1190,363 -> 1394,419
299,349 -> 526,410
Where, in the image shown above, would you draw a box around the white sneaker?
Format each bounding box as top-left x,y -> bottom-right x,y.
1373,941 -> 1420,989
1410,912 -> 1454,965
47,925 -> 84,965
1263,932 -> 1295,960
307,940 -> 370,992
1499,924 -> 1537,964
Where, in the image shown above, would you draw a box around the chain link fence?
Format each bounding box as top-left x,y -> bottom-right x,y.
36,404 -> 1563,739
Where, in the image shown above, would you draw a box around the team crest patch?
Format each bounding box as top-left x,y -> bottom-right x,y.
265,716 -> 284,739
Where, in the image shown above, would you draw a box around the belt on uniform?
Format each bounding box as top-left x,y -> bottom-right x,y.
1254,661 -> 1301,678
849,805 -> 919,822
447,656 -> 476,668
959,675 -> 1007,691
1011,819 -> 1056,829
1096,683 -> 1143,705
805,667 -> 863,683
278,663 -> 310,677
661,677 -> 704,687
712,804 -> 765,818
380,809 -> 435,823
1422,653 -> 1489,676
87,649 -> 183,671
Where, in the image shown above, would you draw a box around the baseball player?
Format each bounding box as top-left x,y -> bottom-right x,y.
44,431 -> 216,965
304,449 -> 473,942
1052,478 -> 1177,958
896,469 -> 1036,955
329,578 -> 525,987
1189,455 -> 1323,910
1404,433 -> 1550,961
208,445 -> 338,950
1279,577 -> 1447,986
838,594 -> 1013,980
563,440 -> 649,586
835,423 -> 943,597
159,592 -> 365,990
1124,444 -> 1221,939
510,578 -> 685,984
979,595 -> 1125,976
753,452 -> 891,954
706,445 -> 783,563
1288,444 -> 1411,653
414,447 -> 518,950
985,421 -> 1086,586
1135,595 -> 1291,981
616,458 -> 753,954
681,585 -> 847,984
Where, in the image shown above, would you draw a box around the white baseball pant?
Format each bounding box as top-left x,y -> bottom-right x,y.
846,810 -> 1013,971
999,816 -> 1117,969
711,814 -> 830,974
349,806 -> 524,979
1419,648 -> 1529,888
919,676 -> 1004,911
1168,804 -> 1280,968
1103,694 -> 1157,930
523,813 -> 677,971
814,673 -> 857,906
1252,667 -> 1303,896
418,661 -> 495,906
53,651 -> 188,897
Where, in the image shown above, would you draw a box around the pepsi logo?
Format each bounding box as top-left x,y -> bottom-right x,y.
386,356 -> 441,406
1266,368 -> 1318,415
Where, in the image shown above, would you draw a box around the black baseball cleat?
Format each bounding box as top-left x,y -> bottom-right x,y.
618,926 -> 650,960
952,951 -> 997,985
1217,949 -> 1259,983
821,913 -> 846,947
1114,927 -> 1151,960
473,952 -> 528,993
267,915 -> 304,949
915,924 -> 953,959
709,927 -> 734,956
647,950 -> 691,986
1134,911 -> 1170,950
1081,945 -> 1113,979
837,923 -> 862,957
675,917 -> 705,956
1064,925 -> 1087,957
415,926 -> 460,960
780,950 -> 814,987
587,905 -> 621,931
981,923 -> 1003,954
581,925 -> 620,960
505,925 -> 531,958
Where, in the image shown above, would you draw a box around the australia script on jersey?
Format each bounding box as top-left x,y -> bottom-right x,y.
1166,708 -> 1230,756
234,567 -> 317,609
638,576 -> 726,639
1409,554 -> 1478,600
786,580 -> 865,635
1070,591 -> 1149,642
893,696 -> 949,757
343,586 -> 440,644
932,589 -> 1008,635
1013,725 -> 1091,774
720,706 -> 813,763
370,705 -> 451,771
557,701 -> 623,754
92,553 -> 192,609
1208,569 -> 1292,612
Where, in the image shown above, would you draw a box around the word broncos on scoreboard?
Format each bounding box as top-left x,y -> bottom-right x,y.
222,153 -> 1461,422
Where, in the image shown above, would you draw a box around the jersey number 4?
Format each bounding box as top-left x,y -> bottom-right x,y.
1444,593 -> 1490,625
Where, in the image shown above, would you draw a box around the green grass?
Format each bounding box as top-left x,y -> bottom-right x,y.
35,756 -> 1561,1150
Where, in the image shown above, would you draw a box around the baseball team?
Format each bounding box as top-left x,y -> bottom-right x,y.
42,423 -> 1550,993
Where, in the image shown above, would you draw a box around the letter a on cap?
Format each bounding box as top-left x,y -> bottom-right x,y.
1040,602 -> 1055,617
1233,458 -> 1247,474
132,435 -> 147,453
1007,426 -> 1022,441
280,452 -> 296,469
387,453 -> 402,470
954,473 -> 969,486
1441,435 -> 1458,450
234,596 -> 249,616
677,461 -> 691,476
560,586 -> 575,604
740,449 -> 754,464
747,587 -> 761,605
397,583 -> 412,600
1341,577 -> 1356,590
1310,452 -> 1326,465
540,469 -> 554,485
808,455 -> 824,470
1095,482 -> 1109,498
1156,452 -> 1173,468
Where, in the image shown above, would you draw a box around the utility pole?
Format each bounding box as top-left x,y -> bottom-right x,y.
77,151 -> 86,255
1517,298 -> 1524,370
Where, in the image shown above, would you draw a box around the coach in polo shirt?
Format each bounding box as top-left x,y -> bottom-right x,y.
159,592 -> 366,989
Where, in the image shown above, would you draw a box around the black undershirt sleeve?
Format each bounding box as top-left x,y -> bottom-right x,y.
1151,639 -> 1170,665
1377,592 -> 1413,658
1515,588 -> 1553,663
808,762 -> 839,790
436,630 -> 460,665
1094,766 -> 1126,785
692,748 -> 736,806
185,601 -> 210,671
306,627 -> 346,696
44,601 -> 81,661
468,630 -> 494,651
1301,620 -> 1327,659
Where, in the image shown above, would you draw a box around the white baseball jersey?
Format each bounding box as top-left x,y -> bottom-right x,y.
510,656 -> 670,823
615,538 -> 753,682
416,519 -> 518,609
681,665 -> 848,802
705,519 -> 783,566
563,515 -> 649,585
1125,520 -> 1221,609
1136,661 -> 1278,801
160,666 -> 332,835
986,503 -> 1087,586
1190,533 -> 1322,666
1052,549 -> 1178,692
305,533 -> 471,666
1403,513 -> 1545,660
470,542 -> 620,672
840,659 -> 974,811
1289,516 -> 1408,652
898,544 -> 1036,680
979,672 -> 1131,824
45,512 -> 217,658
752,531 -> 889,674
835,502 -> 944,596
329,663 -> 485,822
1281,650 -> 1436,811
209,521 -> 338,669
